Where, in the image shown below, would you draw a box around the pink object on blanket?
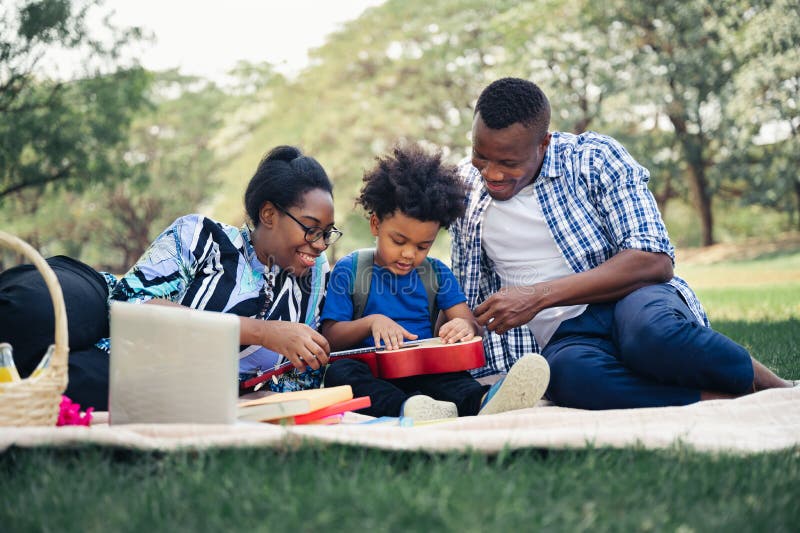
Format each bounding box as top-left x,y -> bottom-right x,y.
57,395 -> 93,426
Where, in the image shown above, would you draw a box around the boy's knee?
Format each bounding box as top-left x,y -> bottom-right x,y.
322,358 -> 372,386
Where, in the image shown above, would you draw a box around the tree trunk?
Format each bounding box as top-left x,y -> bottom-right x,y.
685,161 -> 714,246
795,178 -> 800,231
653,171 -> 673,216
668,111 -> 715,246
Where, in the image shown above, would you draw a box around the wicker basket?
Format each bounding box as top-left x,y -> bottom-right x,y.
0,230 -> 69,426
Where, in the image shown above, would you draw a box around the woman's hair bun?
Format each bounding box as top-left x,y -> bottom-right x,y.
265,145 -> 302,162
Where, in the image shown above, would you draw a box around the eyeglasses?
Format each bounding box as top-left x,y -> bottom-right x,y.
275,205 -> 343,246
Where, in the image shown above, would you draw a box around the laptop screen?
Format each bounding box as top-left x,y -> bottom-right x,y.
109,302 -> 239,424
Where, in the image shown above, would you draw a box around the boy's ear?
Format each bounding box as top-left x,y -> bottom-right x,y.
369,213 -> 380,237
259,202 -> 277,228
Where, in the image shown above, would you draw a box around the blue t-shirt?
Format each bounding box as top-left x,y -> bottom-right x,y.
321,252 -> 467,348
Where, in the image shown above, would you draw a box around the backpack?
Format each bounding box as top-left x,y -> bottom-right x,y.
349,248 -> 440,331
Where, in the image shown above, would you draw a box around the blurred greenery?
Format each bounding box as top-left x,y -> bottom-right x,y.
1,0 -> 798,271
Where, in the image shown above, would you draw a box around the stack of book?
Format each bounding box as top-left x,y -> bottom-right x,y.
237,385 -> 370,425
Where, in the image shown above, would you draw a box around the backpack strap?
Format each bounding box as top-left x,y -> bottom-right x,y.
351,248 -> 375,321
350,248 -> 440,331
304,253 -> 328,327
415,257 -> 440,330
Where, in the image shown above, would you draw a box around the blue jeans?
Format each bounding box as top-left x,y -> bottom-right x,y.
541,284 -> 754,409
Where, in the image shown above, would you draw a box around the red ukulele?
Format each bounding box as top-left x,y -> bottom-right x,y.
241,337 -> 486,390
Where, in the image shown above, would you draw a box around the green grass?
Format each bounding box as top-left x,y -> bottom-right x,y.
694,285 -> 800,322
2,258 -> 799,532
662,201 -> 796,248
2,446 -> 799,532
677,251 -> 800,290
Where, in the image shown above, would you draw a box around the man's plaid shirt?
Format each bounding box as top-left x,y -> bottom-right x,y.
450,131 -> 708,377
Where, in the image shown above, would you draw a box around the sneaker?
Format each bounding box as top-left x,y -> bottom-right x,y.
479,353 -> 550,416
401,395 -> 458,421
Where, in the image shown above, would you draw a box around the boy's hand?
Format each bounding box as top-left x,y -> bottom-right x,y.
369,314 -> 418,351
438,317 -> 475,344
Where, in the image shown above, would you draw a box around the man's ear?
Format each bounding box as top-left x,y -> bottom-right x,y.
259,202 -> 277,228
369,213 -> 380,237
540,132 -> 552,150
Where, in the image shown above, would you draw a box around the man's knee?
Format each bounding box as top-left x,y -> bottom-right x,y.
613,284 -> 693,355
546,351 -> 610,409
615,284 -> 676,321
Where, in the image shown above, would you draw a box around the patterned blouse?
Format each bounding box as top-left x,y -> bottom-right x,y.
107,214 -> 330,391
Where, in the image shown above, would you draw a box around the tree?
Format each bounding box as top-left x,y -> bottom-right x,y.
28,71 -> 233,271
193,0 -> 798,251
0,0 -> 150,202
724,0 -> 800,228
585,0 -> 763,245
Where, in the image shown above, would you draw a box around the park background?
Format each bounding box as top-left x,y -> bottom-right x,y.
1,1 -> 799,531
1,0 -> 799,272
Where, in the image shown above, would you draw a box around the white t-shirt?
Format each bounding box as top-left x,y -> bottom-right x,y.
482,184 -> 587,347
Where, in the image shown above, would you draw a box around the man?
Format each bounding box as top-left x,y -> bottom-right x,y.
450,77 -> 793,409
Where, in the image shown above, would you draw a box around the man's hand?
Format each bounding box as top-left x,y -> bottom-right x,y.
474,285 -> 543,335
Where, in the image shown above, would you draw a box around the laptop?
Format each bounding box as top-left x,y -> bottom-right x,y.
109,302 -> 239,425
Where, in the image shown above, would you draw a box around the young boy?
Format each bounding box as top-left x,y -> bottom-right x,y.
320,143 -> 549,420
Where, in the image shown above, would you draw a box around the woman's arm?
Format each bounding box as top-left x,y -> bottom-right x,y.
143,299 -> 330,372
241,317 -> 330,372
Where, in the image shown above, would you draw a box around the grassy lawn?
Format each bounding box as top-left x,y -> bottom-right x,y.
2,254 -> 799,532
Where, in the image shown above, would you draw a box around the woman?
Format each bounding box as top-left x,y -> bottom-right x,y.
0,145 -> 342,409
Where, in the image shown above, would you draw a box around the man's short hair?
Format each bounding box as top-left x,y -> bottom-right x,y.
475,78 -> 551,136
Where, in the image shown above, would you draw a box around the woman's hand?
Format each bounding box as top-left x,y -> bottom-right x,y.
256,320 -> 330,372
368,314 -> 418,351
438,317 -> 475,344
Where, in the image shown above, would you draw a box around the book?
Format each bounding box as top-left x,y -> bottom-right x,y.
237,385 -> 353,422
358,416 -> 415,427
281,396 -> 372,425
304,414 -> 344,425
237,398 -> 312,422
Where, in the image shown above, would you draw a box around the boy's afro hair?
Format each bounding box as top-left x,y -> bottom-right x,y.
358,142 -> 466,229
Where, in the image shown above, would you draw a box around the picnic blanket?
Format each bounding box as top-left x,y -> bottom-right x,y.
1,387 -> 798,455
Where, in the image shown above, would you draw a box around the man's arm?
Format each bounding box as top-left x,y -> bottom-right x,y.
475,135 -> 677,335
474,249 -> 673,335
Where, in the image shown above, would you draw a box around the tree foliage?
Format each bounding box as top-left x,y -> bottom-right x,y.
0,0 -> 150,201
211,0 -> 796,250
2,70 -> 243,271
3,0 -> 798,271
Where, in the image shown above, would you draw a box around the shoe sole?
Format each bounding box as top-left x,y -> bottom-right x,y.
479,353 -> 550,416
402,395 -> 458,421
